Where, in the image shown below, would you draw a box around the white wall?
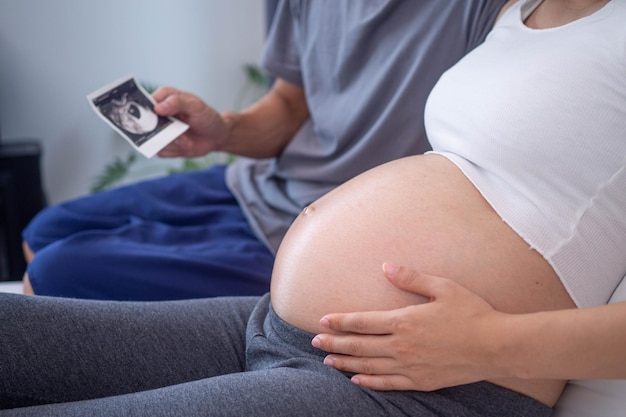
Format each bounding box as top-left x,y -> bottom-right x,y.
0,0 -> 265,204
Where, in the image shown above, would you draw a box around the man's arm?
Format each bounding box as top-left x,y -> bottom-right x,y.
153,79 -> 309,159
313,264 -> 626,391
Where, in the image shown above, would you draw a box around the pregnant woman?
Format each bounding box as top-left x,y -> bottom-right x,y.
1,0 -> 624,416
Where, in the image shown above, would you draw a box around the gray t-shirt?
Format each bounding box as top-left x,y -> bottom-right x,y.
226,0 -> 506,253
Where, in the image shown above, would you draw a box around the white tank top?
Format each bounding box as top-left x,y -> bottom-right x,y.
426,0 -> 626,307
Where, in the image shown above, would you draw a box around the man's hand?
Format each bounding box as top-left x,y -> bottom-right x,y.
153,86 -> 230,158
312,263 -> 509,391
152,80 -> 308,160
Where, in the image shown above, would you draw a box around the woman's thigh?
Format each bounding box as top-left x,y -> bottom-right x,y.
0,362 -> 550,417
0,293 -> 259,409
0,367 -> 387,417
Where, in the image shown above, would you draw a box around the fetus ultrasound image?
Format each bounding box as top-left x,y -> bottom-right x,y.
91,78 -> 171,146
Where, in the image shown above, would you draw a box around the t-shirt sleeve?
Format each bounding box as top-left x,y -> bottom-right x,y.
259,0 -> 303,87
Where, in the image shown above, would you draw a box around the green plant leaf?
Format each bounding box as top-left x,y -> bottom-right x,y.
243,64 -> 270,87
90,153 -> 137,193
140,81 -> 158,94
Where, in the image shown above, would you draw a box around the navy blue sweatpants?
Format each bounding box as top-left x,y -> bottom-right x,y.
22,165 -> 274,300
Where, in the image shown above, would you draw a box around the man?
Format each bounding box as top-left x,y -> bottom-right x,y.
22,1 -> 507,300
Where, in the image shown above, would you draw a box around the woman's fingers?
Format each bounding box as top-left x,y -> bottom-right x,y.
320,309 -> 396,335
313,332 -> 392,356
312,263 -> 507,391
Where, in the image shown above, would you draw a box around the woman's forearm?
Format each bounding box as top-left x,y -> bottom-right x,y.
502,301 -> 626,381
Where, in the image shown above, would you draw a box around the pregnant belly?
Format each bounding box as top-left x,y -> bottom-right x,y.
270,154 -> 575,405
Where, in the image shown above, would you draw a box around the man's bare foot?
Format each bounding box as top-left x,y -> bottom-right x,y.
22,273 -> 34,295
22,240 -> 35,263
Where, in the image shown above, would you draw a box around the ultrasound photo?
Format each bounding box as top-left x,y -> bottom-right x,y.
87,75 -> 188,157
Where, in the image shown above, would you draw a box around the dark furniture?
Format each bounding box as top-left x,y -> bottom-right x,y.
0,141 -> 46,281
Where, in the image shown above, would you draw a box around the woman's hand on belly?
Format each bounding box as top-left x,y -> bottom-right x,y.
312,263 -> 509,392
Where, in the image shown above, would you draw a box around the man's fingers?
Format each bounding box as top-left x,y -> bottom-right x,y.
151,86 -> 176,103
153,91 -> 182,116
156,137 -> 191,158
152,87 -> 197,116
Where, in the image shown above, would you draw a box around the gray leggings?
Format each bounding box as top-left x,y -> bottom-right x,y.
0,293 -> 550,417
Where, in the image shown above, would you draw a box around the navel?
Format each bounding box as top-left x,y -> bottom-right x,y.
302,205 -> 316,216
